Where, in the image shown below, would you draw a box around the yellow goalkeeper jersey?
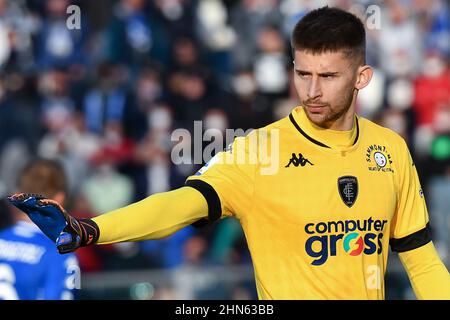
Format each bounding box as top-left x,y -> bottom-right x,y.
185,106 -> 430,300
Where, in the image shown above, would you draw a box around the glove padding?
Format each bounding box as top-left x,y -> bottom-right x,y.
7,193 -> 99,254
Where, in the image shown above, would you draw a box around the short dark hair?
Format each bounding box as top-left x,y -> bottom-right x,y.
291,6 -> 366,64
18,158 -> 67,198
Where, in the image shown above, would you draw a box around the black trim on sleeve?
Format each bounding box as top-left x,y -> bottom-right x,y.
389,223 -> 432,252
185,179 -> 222,224
191,218 -> 210,228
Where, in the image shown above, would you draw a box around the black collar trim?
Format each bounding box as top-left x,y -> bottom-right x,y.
288,113 -> 360,149
289,113 -> 331,148
353,117 -> 360,146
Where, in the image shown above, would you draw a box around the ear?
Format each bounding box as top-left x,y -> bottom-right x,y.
355,65 -> 373,90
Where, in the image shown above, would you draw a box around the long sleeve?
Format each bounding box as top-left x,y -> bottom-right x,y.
92,186 -> 209,244
398,241 -> 450,300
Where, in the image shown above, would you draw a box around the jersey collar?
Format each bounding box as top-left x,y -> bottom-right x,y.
289,106 -> 360,151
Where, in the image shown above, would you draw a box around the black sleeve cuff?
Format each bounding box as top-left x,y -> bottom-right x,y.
185,179 -> 222,227
389,223 -> 432,252
79,218 -> 100,246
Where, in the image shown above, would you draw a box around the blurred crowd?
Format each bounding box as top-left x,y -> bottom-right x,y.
0,0 -> 449,298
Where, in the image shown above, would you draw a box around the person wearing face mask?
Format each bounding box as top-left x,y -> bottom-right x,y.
413,51 -> 450,128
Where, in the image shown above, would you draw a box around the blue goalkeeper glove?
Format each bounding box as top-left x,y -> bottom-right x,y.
7,193 -> 99,254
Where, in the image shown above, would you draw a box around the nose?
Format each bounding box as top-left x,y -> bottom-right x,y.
307,76 -> 322,100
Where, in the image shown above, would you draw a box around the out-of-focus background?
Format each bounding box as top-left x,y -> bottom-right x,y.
0,0 -> 448,300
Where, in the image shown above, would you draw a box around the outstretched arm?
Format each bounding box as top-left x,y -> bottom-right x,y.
398,241 -> 450,300
92,186 -> 208,244
8,186 -> 209,253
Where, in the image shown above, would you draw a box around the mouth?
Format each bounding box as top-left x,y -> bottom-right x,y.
305,104 -> 327,112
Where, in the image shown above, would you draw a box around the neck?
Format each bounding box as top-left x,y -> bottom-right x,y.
320,107 -> 355,131
293,106 -> 358,149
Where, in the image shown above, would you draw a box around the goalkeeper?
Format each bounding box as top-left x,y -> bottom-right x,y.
8,6 -> 450,299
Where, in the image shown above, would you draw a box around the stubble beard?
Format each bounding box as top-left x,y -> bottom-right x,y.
303,88 -> 356,129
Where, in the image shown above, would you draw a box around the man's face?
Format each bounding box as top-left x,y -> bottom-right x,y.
293,50 -> 359,129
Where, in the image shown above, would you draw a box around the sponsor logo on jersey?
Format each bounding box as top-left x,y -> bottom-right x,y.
338,176 -> 358,208
304,217 -> 387,266
366,145 -> 393,173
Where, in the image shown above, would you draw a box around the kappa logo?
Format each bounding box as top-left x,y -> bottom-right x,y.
366,145 -> 394,173
285,153 -> 313,168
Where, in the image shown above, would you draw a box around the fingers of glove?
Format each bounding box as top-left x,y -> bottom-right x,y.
8,193 -> 68,242
7,193 -> 45,211
8,193 -> 44,202
36,198 -> 69,217
8,193 -> 68,221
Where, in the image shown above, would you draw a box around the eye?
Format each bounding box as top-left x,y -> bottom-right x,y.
296,71 -> 310,78
321,74 -> 337,79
